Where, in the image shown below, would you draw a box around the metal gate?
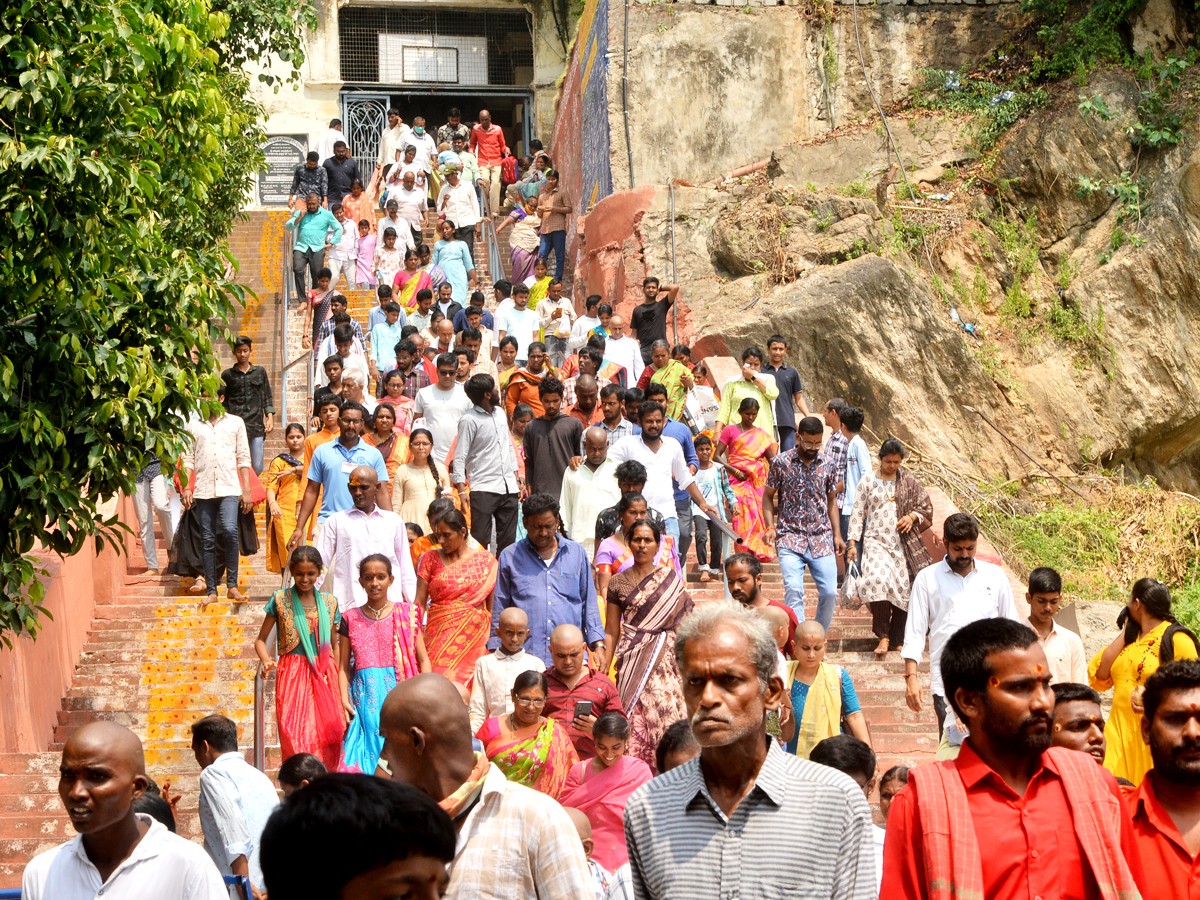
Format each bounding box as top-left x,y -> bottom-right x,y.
342,93 -> 390,178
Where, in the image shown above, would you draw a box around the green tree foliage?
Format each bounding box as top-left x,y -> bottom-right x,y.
0,0 -> 310,643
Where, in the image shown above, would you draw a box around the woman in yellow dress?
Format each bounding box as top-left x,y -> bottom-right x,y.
263,424 -> 307,580
1089,577 -> 1200,784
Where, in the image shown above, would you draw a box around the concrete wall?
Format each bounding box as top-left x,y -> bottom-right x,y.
0,499 -> 132,753
605,2 -> 1027,190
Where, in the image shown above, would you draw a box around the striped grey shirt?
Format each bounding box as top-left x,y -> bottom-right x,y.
624,739 -> 877,899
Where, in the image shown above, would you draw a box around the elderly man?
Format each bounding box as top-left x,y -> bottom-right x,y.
1049,682 -> 1107,765
567,374 -> 603,428
289,401 -> 390,550
454,374 -> 521,552
468,608 -> 541,732
379,674 -> 593,898
438,164 -> 480,245
23,721 -> 228,900
604,315 -> 646,384
285,192 -> 341,305
182,384 -> 254,603
883,619 -> 1141,899
543,624 -> 624,758
491,494 -> 605,668
625,603 -> 877,898
317,465 -> 416,612
391,170 -> 427,247
190,715 -> 278,898
561,427 -> 620,557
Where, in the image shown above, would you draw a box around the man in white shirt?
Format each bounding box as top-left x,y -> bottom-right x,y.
191,715 -> 278,896
608,402 -> 717,538
902,512 -> 1022,736
391,171 -> 428,247
603,314 -> 645,384
1026,566 -> 1087,684
182,386 -> 253,602
438,164 -> 481,243
453,374 -> 521,552
317,118 -> 344,165
469,608 -> 541,732
407,116 -> 438,183
496,283 -> 540,363
23,721 -> 228,900
317,465 -> 417,611
568,294 -> 602,354
380,674 -> 593,899
414,352 -> 472,463
537,279 -> 575,368
561,427 -> 621,557
377,108 -> 410,171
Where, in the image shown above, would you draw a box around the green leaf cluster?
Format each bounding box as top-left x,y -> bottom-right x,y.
0,0 -> 307,643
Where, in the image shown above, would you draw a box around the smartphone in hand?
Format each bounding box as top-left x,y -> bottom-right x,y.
574,700 -> 593,719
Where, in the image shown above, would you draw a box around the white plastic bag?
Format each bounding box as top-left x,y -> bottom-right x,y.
841,562 -> 863,610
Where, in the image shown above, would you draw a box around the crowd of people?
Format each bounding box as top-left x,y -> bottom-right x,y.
58,255 -> 1200,899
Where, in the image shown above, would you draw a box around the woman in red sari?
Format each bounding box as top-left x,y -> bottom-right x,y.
559,711 -> 652,871
253,546 -> 346,771
604,519 -> 694,770
716,396 -> 777,561
476,670 -> 579,799
414,508 -> 497,684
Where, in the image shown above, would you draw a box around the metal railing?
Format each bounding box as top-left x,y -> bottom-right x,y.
479,191 -> 506,284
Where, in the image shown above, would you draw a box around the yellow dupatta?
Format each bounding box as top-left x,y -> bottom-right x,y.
788,660 -> 842,759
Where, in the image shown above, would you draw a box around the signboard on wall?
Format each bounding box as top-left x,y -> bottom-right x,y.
258,135 -> 308,207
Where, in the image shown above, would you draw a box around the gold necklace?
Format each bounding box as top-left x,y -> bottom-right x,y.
366,602 -> 390,620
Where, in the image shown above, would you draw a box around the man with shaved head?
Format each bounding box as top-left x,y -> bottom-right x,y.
560,425 -> 620,558
543,623 -> 624,758
316,463 -> 415,612
468,607 -> 541,732
604,315 -> 646,385
24,721 -> 227,899
379,674 -> 592,898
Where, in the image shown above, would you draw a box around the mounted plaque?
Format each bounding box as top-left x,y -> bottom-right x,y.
258,135 -> 308,207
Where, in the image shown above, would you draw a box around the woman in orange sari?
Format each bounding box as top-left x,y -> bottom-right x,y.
364,403 -> 408,484
715,396 -> 777,561
559,711 -> 652,871
476,670 -> 579,799
393,249 -> 433,314
414,508 -> 497,684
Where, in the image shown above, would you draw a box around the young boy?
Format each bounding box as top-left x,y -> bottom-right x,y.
691,434 -> 737,582
839,406 -> 872,549
467,608 -> 540,733
369,301 -> 406,392
1026,566 -> 1087,684
317,293 -> 363,346
369,284 -> 399,332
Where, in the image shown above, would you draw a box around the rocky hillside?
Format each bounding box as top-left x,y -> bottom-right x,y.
613,59 -> 1200,493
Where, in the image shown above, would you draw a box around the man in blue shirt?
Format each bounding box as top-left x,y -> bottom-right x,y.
285,192 -> 342,303
490,494 -> 606,669
287,401 -> 389,551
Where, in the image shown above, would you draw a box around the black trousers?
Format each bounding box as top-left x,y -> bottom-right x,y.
470,491 -> 518,553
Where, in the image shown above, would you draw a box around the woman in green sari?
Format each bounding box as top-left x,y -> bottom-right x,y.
254,546 -> 346,771
640,340 -> 694,421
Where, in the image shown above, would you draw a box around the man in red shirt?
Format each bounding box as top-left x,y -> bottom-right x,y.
470,109 -> 508,218
1128,659 -> 1200,899
542,624 -> 623,758
882,617 -> 1142,900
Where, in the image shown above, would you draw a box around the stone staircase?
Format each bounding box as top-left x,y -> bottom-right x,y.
682,562 -> 938,773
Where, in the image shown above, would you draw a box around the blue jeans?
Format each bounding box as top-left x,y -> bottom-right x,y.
248,435 -> 265,475
539,230 -> 567,280
196,496 -> 240,590
777,426 -> 796,452
777,546 -> 838,629
664,517 -> 680,540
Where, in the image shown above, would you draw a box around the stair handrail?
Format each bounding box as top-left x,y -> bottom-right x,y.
253,629 -> 276,772
479,190 -> 506,284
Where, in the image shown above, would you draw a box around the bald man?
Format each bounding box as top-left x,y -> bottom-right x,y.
468,607 -> 541,732
560,426 -> 620,557
24,721 -> 228,900
567,374 -> 602,427
604,315 -> 646,384
379,674 -> 592,898
316,464 -> 416,612
544,623 -> 624,758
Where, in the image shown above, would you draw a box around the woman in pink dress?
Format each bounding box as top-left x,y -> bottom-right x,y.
559,712 -> 652,871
